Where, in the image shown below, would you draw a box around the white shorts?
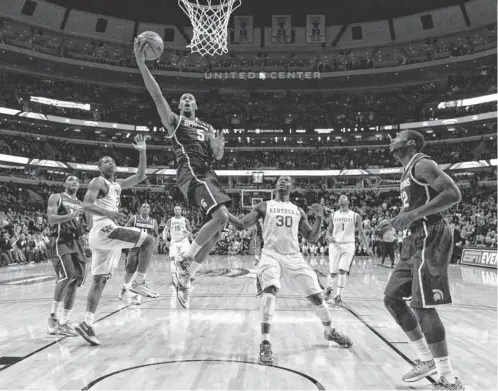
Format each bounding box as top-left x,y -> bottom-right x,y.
329,242 -> 355,273
89,219 -> 147,276
169,238 -> 190,258
258,248 -> 322,297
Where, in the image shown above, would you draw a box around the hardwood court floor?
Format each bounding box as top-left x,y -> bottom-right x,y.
0,255 -> 496,390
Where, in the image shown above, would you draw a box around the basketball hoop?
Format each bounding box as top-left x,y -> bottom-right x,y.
178,0 -> 241,56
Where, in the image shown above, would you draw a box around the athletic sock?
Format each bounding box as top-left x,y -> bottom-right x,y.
50,301 -> 62,319
337,274 -> 347,296
84,312 -> 95,327
60,309 -> 72,325
184,241 -> 202,259
135,272 -> 146,284
412,337 -> 433,362
434,356 -> 456,383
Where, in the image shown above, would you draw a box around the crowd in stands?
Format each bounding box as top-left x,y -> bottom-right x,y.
1,131 -> 496,170
0,17 -> 495,73
1,62 -> 496,131
1,171 -> 496,267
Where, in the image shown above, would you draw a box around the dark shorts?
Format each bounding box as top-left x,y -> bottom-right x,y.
384,221 -> 453,308
125,248 -> 140,274
51,239 -> 87,286
177,165 -> 231,216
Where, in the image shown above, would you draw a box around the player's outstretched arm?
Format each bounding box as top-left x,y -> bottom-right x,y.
119,135 -> 148,190
134,37 -> 178,134
83,178 -> 125,220
162,219 -> 171,240
299,204 -> 324,244
124,215 -> 136,227
47,194 -> 83,225
326,213 -> 335,242
229,202 -> 266,230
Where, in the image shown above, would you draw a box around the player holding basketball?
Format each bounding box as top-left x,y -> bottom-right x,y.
75,135 -> 158,346
324,195 -> 373,306
46,175 -> 87,336
118,202 -> 159,305
162,206 -> 191,275
228,176 -> 352,365
135,38 -> 230,309
375,130 -> 465,390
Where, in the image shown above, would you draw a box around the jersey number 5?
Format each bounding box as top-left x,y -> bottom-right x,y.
276,215 -> 293,227
197,129 -> 205,141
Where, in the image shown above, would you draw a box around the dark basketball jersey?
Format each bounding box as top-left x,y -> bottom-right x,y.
399,153 -> 442,229
168,116 -> 214,170
133,214 -> 156,236
50,193 -> 84,242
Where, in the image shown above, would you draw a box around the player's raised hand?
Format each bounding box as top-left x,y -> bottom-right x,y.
134,37 -> 147,64
310,203 -> 324,218
391,210 -> 416,230
133,134 -> 147,152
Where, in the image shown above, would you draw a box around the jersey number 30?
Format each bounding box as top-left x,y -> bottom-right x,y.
276,215 -> 293,227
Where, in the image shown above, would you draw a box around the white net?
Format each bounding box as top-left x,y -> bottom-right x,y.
178,0 -> 241,56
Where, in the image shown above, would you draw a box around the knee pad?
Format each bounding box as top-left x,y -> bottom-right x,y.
414,308 -> 446,344
307,292 -> 324,306
263,285 -> 278,296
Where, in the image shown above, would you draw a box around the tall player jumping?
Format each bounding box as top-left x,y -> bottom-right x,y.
228,176 -> 352,365
75,135 -> 157,346
118,202 -> 159,305
375,130 -> 465,390
135,38 -> 230,309
46,175 -> 87,336
324,195 -> 372,306
162,206 -> 192,276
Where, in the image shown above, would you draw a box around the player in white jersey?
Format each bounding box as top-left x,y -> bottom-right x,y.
75,135 -> 158,346
228,176 -> 352,365
324,195 -> 372,306
162,206 -> 191,275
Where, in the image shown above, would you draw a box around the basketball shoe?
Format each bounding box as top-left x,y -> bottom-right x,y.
119,287 -> 142,305
334,295 -> 343,306
432,376 -> 465,390
46,314 -> 59,335
259,341 -> 275,365
324,329 -> 353,348
75,322 -> 100,346
58,323 -> 78,337
130,280 -> 158,298
174,253 -> 192,309
402,359 -> 437,382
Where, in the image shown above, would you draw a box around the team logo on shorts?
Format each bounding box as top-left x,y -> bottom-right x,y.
432,289 -> 444,301
201,198 -> 208,209
101,225 -> 114,233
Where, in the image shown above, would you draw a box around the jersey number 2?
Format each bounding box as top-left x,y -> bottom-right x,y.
401,192 -> 410,208
276,215 -> 292,227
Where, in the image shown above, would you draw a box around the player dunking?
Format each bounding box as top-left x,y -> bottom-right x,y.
135,38 -> 230,309
375,130 -> 465,390
46,175 -> 87,337
118,202 -> 159,305
75,135 -> 158,346
162,206 -> 192,276
324,195 -> 372,306
228,176 -> 352,365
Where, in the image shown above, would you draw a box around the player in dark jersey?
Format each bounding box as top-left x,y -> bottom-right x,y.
118,202 -> 159,304
375,130 -> 465,390
46,175 -> 87,337
135,38 -> 230,309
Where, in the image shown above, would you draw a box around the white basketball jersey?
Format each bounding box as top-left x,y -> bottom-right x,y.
263,200 -> 301,255
94,177 -> 121,222
170,216 -> 187,242
331,210 -> 357,243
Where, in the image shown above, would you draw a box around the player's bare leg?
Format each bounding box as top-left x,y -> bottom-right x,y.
259,286 -> 277,365
307,292 -> 352,348
129,235 -> 158,298
384,296 -> 437,383
176,206 -> 228,289
174,232 -> 222,309
334,269 -> 348,306
58,279 -> 79,336
48,277 -> 71,335
323,272 -> 337,301
75,275 -> 108,345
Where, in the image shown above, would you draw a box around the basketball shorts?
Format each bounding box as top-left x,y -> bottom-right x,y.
384,221 -> 453,308
169,238 -> 190,258
88,219 -> 148,277
177,165 -> 231,216
329,242 -> 355,273
51,239 -> 87,286
258,248 -> 322,297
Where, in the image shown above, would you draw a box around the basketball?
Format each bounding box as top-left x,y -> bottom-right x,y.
138,31 -> 164,61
